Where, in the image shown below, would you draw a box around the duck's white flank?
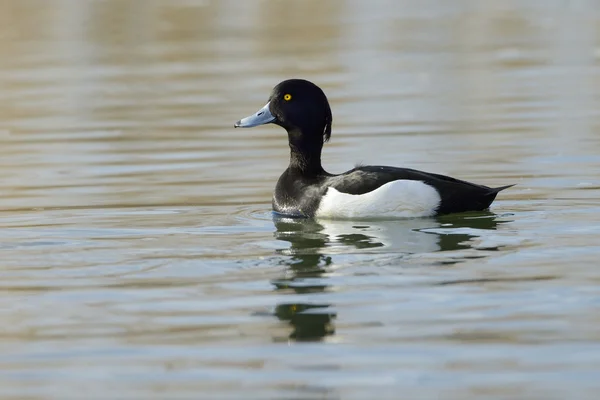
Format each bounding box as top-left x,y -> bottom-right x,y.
315,180 -> 441,219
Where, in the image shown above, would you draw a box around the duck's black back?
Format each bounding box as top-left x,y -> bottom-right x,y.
327,166 -> 511,215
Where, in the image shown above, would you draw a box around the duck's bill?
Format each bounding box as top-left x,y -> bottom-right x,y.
234,102 -> 275,128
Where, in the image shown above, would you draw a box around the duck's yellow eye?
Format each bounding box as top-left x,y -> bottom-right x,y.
283,94 -> 292,101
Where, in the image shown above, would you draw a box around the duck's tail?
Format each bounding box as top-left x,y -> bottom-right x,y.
491,184 -> 515,194
481,184 -> 514,209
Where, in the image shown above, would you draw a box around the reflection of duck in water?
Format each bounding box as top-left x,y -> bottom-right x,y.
235,79 -> 512,219
270,216 -> 336,341
274,211 -> 507,257
270,212 -> 510,341
273,303 -> 335,341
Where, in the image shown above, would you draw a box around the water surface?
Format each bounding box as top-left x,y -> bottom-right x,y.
1,0 -> 600,398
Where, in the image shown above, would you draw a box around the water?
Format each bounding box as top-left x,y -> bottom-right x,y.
1,0 -> 600,398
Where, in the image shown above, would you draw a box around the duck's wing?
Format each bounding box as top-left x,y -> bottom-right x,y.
323,165 -> 513,215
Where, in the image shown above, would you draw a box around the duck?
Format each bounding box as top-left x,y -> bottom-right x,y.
234,79 -> 513,219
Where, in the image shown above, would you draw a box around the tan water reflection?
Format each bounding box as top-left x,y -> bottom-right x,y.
1,0 -> 600,398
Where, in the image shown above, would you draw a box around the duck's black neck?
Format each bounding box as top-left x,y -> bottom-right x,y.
287,128 -> 325,176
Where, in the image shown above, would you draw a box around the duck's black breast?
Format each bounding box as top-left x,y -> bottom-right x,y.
273,165 -> 511,218
272,168 -> 331,218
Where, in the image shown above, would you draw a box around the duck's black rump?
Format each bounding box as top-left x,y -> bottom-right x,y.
326,165 -> 514,215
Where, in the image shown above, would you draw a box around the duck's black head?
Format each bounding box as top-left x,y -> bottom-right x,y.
235,79 -> 332,173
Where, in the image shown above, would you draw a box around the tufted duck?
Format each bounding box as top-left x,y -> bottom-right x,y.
234,79 -> 512,219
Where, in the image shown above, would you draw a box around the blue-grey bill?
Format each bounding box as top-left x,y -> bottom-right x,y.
234,102 -> 275,128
